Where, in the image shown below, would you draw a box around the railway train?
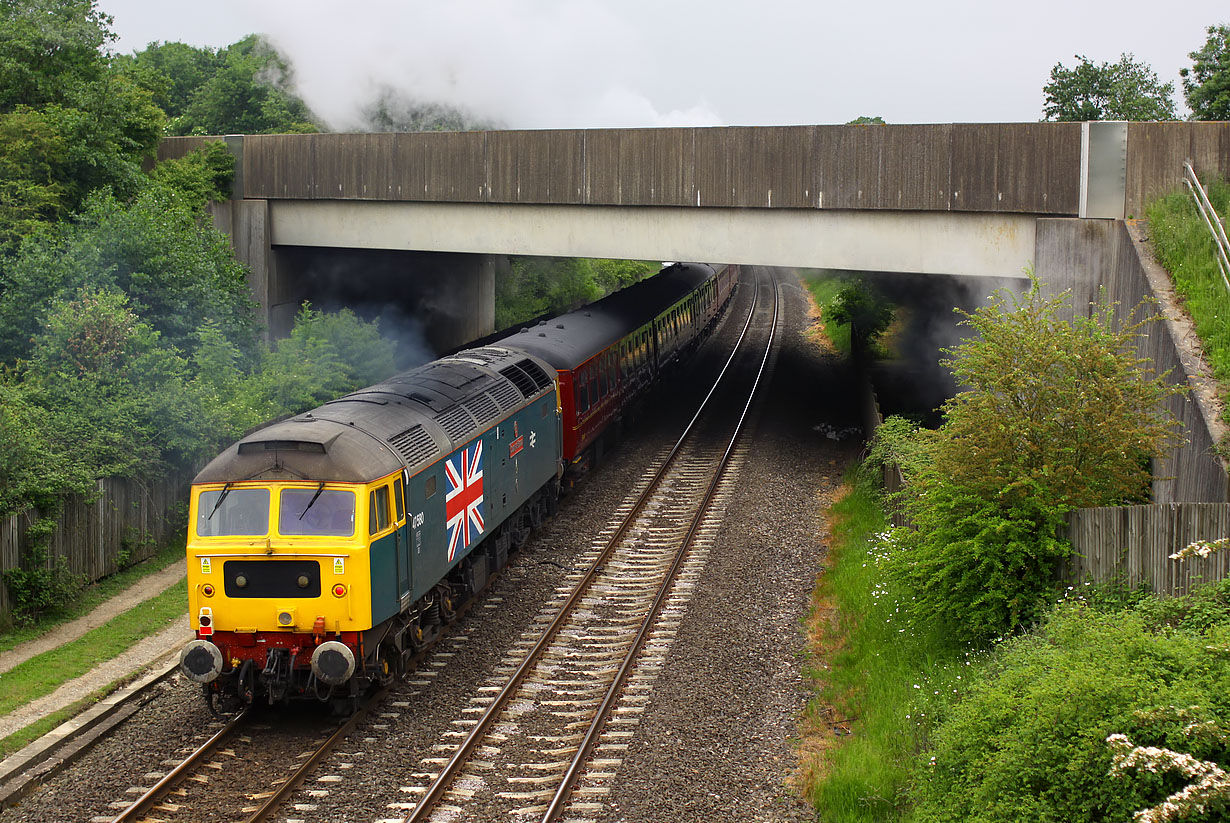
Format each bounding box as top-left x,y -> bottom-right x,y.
178,262 -> 739,709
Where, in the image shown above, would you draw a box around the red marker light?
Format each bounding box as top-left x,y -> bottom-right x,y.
202,584 -> 214,597
332,584 -> 346,597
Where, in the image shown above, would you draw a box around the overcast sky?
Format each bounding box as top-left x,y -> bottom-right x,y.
98,0 -> 1226,130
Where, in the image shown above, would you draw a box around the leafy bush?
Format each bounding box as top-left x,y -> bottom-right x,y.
884,280 -> 1182,646
2,521 -> 86,625
910,598 -> 1230,823
495,257 -> 659,330
828,281 -> 894,351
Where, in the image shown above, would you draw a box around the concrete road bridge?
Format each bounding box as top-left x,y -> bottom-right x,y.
159,121 -> 1229,345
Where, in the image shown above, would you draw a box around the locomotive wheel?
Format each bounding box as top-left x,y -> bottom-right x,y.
440,590 -> 458,624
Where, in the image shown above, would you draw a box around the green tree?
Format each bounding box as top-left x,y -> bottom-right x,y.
846,115 -> 886,125
1181,24 -> 1230,121
1043,53 -> 1177,121
0,166 -> 256,365
828,281 -> 894,351
175,35 -> 318,135
359,85 -> 500,132
884,280 -> 1184,644
0,108 -> 67,253
115,40 -> 221,120
0,0 -> 164,242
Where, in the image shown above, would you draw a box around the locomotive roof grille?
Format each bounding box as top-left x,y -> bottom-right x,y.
436,404 -> 479,442
489,380 -> 522,412
518,359 -> 553,391
237,440 -> 327,454
468,393 -> 501,427
499,363 -> 537,397
387,424 -> 437,467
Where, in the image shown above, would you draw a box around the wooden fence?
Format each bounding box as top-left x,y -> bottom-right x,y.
1062,503 -> 1230,596
0,475 -> 189,620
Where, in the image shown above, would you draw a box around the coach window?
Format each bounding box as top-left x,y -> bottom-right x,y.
369,485 -> 390,535
576,380 -> 589,415
598,360 -> 607,398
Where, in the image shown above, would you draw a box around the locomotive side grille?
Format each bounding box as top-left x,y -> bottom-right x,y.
499,364 -> 537,398
466,393 -> 501,427
436,405 -> 478,442
388,424 -> 437,467
488,380 -> 522,412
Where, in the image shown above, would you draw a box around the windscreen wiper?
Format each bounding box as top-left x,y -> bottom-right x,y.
206,482 -> 233,521
299,482 -> 326,520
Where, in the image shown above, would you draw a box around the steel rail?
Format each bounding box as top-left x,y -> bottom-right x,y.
541,272 -> 780,822
243,686 -> 389,822
109,707 -> 251,823
405,273 -> 763,823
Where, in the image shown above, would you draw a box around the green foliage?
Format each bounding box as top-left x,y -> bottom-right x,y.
0,0 -> 164,243
167,35 -> 319,135
495,257 -> 659,330
359,86 -> 500,132
804,478 -> 977,822
0,108 -> 67,253
114,40 -> 222,120
1182,24 -> 1230,121
192,304 -> 397,442
846,115 -> 886,125
1146,181 -> 1230,429
2,529 -> 86,625
886,280 -> 1183,645
828,281 -> 894,352
146,140 -> 234,207
910,599 -> 1230,823
1043,53 -> 1177,121
0,181 -> 256,363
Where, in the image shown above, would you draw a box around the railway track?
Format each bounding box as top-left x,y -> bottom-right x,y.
397,269 -> 781,823
106,691 -> 383,823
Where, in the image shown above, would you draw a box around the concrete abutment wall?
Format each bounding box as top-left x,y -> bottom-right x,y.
1035,218 -> 1228,503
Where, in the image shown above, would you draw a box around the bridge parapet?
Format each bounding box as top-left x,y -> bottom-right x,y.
159,122 -> 1229,220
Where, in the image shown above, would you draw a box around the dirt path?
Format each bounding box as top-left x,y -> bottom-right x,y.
0,560 -> 187,676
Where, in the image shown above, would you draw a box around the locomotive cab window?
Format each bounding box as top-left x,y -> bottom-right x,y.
394,477 -> 405,522
197,487 -> 269,537
425,475 -> 437,499
278,488 -> 355,537
369,485 -> 390,535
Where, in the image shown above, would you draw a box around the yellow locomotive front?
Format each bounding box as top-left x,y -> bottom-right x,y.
181,479 -> 374,705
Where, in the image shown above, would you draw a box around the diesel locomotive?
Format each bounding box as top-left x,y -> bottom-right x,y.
179,262 -> 738,708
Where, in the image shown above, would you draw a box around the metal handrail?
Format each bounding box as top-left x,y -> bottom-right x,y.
1182,161 -> 1230,293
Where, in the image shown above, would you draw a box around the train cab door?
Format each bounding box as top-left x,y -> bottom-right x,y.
395,472 -> 411,607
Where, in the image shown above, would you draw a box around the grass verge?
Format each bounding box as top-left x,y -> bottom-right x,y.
0,580 -> 186,722
1146,180 -> 1230,424
0,539 -> 185,651
799,475 -> 978,822
798,270 -> 854,353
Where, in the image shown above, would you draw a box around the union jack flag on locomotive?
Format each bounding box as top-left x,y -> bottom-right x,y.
445,440 -> 484,562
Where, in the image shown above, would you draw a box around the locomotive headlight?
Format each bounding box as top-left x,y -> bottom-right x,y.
235,574 -> 248,589
277,608 -> 296,627
297,574 -> 310,589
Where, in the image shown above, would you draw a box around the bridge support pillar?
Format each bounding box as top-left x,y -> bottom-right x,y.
206,200 -> 497,352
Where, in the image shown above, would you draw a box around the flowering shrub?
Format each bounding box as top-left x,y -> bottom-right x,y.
909,600 -> 1230,823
